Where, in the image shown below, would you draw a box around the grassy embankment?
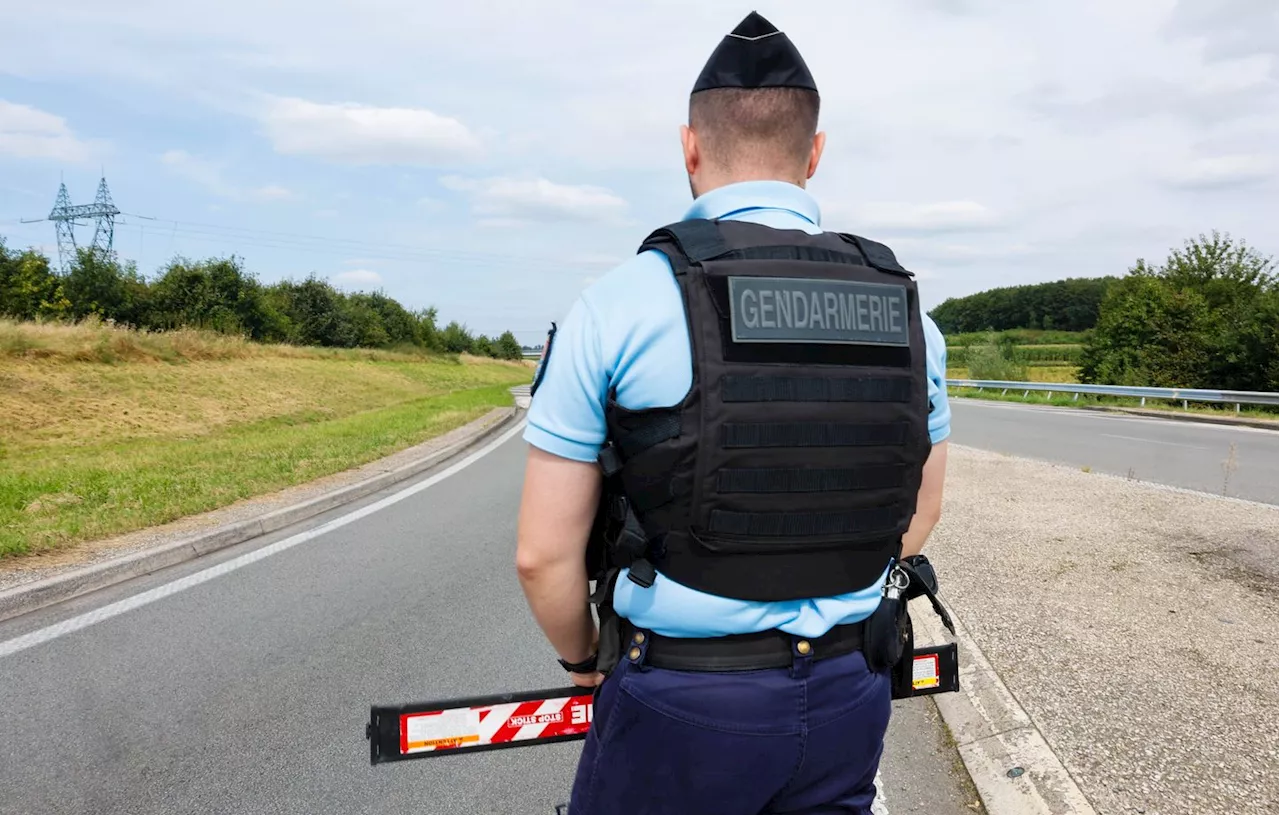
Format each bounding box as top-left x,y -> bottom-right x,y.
943,329 -> 1276,420
0,319 -> 533,559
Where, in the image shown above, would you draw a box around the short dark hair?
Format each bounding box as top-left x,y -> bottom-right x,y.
688,87 -> 820,173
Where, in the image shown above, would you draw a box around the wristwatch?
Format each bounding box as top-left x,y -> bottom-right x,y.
557,653 -> 598,674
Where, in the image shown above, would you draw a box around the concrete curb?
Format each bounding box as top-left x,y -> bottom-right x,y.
914,602 -> 1098,815
0,406 -> 522,625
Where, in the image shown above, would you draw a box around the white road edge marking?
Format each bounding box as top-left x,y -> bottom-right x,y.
0,418 -> 529,660
872,770 -> 888,814
1100,433 -> 1205,449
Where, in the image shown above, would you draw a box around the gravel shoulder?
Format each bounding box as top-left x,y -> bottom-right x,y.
925,444 -> 1279,815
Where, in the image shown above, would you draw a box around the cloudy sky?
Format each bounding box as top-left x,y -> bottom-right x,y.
0,0 -> 1275,345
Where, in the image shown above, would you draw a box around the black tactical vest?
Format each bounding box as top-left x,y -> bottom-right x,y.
594,217 -> 932,603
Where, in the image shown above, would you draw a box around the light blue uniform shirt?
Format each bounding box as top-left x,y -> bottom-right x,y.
525,180 -> 951,639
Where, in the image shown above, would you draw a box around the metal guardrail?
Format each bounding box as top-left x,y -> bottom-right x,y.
946,379 -> 1279,409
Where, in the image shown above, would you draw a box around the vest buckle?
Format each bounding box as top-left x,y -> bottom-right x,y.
597,442 -> 623,477
626,559 -> 657,588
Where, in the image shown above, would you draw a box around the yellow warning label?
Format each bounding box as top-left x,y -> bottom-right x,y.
406,735 -> 480,750
912,654 -> 940,690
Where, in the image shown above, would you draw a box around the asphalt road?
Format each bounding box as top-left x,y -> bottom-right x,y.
0,421 -> 980,815
949,400 -> 1278,505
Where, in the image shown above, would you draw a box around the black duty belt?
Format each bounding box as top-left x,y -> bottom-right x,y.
626,621 -> 865,672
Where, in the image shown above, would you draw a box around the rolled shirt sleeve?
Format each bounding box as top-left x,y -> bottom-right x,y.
523,296 -> 610,463
922,314 -> 951,445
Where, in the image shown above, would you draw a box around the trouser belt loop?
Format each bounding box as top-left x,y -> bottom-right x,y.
621,619 -> 652,671
790,634 -> 814,679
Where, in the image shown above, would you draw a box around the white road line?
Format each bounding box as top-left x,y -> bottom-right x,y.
0,419 -> 529,660
1100,433 -> 1206,449
872,770 -> 889,814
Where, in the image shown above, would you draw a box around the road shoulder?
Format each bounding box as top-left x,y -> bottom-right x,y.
914,443 -> 1279,815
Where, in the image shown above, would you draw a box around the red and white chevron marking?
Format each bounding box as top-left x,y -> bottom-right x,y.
399,694 -> 595,755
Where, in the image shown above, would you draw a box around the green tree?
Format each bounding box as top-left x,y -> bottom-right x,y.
496,330 -> 523,361
415,307 -> 442,350
471,334 -> 495,357
351,291 -> 418,347
1079,233 -> 1277,390
62,248 -> 150,327
0,240 -> 65,320
149,255 -> 278,339
440,320 -> 474,354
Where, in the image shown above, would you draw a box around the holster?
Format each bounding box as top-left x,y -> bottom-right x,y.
588,567 -> 625,677
863,557 -> 957,700
863,591 -> 907,674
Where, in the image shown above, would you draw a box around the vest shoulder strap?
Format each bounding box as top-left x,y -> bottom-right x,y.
639,219 -> 915,280
835,233 -> 913,277
638,218 -> 728,267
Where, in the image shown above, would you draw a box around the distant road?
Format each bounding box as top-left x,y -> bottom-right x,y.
949,399 -> 1278,505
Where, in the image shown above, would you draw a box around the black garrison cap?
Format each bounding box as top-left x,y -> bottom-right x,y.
691,11 -> 818,94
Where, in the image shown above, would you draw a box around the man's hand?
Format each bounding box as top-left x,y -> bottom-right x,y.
569,670 -> 606,689
516,445 -> 603,672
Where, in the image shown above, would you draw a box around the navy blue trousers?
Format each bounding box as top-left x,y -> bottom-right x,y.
568,630 -> 891,814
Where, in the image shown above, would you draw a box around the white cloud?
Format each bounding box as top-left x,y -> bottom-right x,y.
251,184 -> 294,201
1164,153 -> 1276,189
161,150 -> 296,202
258,96 -> 483,166
844,201 -> 1002,234
160,149 -> 239,198
0,100 -> 94,162
330,268 -> 383,288
440,175 -> 629,224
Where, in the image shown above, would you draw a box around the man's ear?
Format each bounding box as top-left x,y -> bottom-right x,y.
680,124 -> 700,177
807,131 -> 826,180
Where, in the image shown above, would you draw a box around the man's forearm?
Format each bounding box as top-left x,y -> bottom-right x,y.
900,440 -> 948,559
899,510 -> 940,559
517,557 -> 597,662
515,446 -> 603,664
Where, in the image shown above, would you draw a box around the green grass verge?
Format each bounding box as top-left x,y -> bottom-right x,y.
0,383 -> 521,558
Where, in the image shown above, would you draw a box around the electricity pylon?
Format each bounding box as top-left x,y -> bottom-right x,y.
33,176 -> 121,273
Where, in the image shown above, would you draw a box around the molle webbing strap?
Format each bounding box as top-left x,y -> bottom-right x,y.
720,422 -> 909,448
720,375 -> 912,403
716,465 -> 905,494
708,506 -> 900,537
626,473 -> 682,514
717,245 -> 870,266
614,413 -> 682,460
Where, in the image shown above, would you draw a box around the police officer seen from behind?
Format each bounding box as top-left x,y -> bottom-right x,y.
516,11 -> 951,814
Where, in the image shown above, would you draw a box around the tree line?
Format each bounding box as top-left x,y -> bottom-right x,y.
0,240 -> 526,361
928,276 -> 1118,334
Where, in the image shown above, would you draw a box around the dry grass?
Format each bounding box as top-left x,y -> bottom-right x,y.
0,318 -> 533,558
0,316 -> 532,365
948,365 -> 1080,384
